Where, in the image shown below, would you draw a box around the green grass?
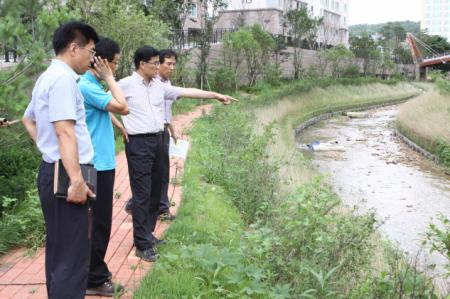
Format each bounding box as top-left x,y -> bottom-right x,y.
134,117 -> 244,298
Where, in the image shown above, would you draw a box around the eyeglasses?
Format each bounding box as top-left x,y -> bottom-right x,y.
146,61 -> 160,67
77,45 -> 96,58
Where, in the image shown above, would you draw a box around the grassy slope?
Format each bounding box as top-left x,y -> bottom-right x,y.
396,88 -> 450,167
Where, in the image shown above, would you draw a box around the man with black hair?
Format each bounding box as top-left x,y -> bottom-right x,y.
119,46 -> 236,262
78,37 -> 128,297
124,49 -> 178,220
157,49 -> 178,221
22,21 -> 98,299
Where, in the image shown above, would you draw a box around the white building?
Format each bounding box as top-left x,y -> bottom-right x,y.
214,0 -> 349,47
421,0 -> 450,42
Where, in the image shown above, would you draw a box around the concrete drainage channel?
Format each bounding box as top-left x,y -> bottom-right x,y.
295,102 -> 450,292
294,95 -> 416,136
293,94 -> 442,167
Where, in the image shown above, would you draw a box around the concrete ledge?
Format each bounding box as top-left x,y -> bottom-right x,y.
393,128 -> 439,163
294,95 -> 417,136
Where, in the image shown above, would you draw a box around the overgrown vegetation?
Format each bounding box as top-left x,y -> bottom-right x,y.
0,0 -> 80,254
427,215 -> 450,277
136,80 -> 437,298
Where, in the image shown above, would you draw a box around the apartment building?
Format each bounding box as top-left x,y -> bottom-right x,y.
421,0 -> 450,41
214,0 -> 349,46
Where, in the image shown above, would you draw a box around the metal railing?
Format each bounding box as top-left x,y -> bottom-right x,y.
169,28 -> 238,49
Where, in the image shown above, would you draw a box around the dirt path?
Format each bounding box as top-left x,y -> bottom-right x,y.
0,104 -> 212,299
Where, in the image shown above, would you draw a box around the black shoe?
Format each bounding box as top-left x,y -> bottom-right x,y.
85,279 -> 125,297
124,198 -> 133,215
151,235 -> 167,246
159,211 -> 176,221
135,247 -> 159,262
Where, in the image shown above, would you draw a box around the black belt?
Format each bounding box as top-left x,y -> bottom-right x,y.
129,132 -> 163,138
42,160 -> 93,167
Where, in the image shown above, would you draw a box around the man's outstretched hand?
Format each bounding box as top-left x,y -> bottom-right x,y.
215,93 -> 239,105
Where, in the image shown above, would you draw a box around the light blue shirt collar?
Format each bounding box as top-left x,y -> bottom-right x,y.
51,59 -> 81,82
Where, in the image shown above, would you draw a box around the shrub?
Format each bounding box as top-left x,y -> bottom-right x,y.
209,66 -> 238,94
263,179 -> 378,296
0,190 -> 45,254
341,63 -> 361,78
263,64 -> 282,86
436,141 -> 450,169
0,143 -> 40,213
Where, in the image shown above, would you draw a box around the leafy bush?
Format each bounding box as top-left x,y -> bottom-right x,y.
426,215 -> 450,282
263,64 -> 283,86
209,66 -> 238,94
436,142 -> 450,169
0,190 -> 44,255
341,63 -> 361,78
0,142 -> 40,213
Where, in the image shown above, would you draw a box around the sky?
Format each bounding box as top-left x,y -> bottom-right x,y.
349,0 -> 421,25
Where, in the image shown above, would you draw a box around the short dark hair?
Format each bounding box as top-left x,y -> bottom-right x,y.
95,37 -> 121,62
53,21 -> 99,55
159,49 -> 178,64
134,46 -> 160,70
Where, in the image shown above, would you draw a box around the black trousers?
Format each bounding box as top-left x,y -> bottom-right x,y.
125,133 -> 163,250
37,161 -> 90,299
159,126 -> 171,213
88,169 -> 114,287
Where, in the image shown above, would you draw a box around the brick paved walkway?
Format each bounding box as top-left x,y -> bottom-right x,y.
0,105 -> 211,299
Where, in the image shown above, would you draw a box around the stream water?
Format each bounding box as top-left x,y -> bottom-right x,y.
296,105 -> 450,290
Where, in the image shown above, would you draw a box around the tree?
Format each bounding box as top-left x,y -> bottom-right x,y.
323,45 -> 355,78
418,30 -> 450,55
222,24 -> 275,86
284,7 -> 322,79
350,33 -> 378,75
379,22 -> 411,64
379,22 -> 407,47
0,0 -> 80,119
196,0 -> 227,89
67,0 -> 170,78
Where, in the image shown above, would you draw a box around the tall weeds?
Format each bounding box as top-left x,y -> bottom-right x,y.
137,79 -> 438,298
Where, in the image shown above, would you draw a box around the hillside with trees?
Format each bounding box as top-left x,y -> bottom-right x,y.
349,21 -> 420,36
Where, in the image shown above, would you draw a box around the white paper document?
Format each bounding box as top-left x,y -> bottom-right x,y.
169,139 -> 190,159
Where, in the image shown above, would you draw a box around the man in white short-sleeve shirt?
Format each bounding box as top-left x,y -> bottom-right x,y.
118,46 -> 237,262
22,21 -> 98,299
